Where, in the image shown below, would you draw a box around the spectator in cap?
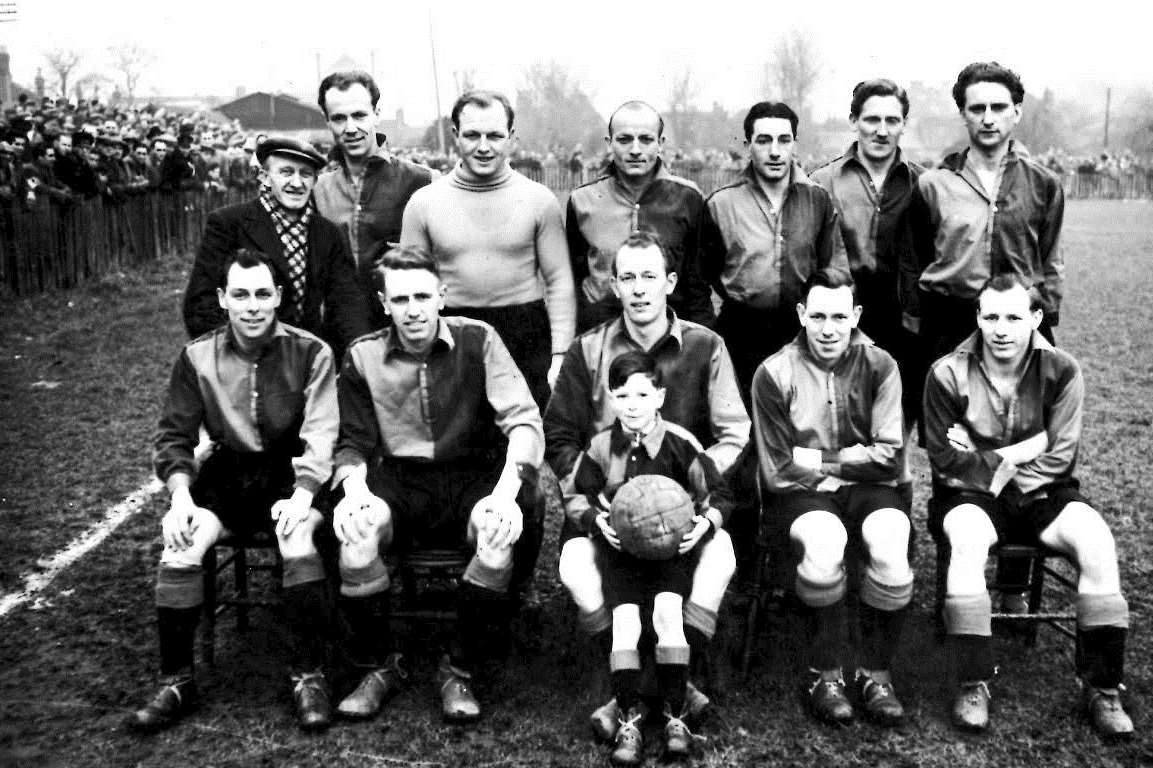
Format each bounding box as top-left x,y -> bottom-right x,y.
182,135 -> 373,360
56,130 -> 102,197
159,132 -> 199,193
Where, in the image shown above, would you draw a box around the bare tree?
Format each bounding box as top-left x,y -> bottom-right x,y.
515,60 -> 603,153
452,69 -> 476,97
665,68 -> 698,145
762,30 -> 821,124
74,72 -> 113,103
109,44 -> 153,105
43,48 -> 81,99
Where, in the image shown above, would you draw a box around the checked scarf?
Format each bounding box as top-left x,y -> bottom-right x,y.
258,189 -> 312,320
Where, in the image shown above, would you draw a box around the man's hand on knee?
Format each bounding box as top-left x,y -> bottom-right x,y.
161,487 -> 198,551
272,488 -> 315,538
333,491 -> 390,546
472,495 -> 522,550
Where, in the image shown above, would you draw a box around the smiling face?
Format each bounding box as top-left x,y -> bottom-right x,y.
609,371 -> 666,434
852,94 -> 905,164
380,267 -> 446,354
961,81 -> 1021,153
747,117 -> 795,184
217,261 -> 281,347
797,285 -> 861,366
263,154 -> 317,211
611,244 -> 676,328
323,83 -> 380,161
607,105 -> 664,181
976,284 -> 1042,367
454,102 -> 514,179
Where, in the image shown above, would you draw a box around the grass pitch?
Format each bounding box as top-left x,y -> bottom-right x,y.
1,200 -> 1151,767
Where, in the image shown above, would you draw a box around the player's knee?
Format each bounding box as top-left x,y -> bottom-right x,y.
277,509 -> 323,559
792,511 -> 847,575
698,529 -> 736,579
943,503 -> 996,558
862,508 -> 911,578
612,604 -> 642,647
339,537 -> 382,570
558,537 -> 598,591
651,593 -> 685,639
159,509 -> 223,567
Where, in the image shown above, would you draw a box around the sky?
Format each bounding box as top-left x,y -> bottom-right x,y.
3,0 -> 1149,128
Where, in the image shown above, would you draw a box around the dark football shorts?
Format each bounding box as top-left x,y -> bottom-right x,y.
928,480 -> 1088,545
593,535 -> 706,608
191,448 -> 295,540
775,483 -> 909,538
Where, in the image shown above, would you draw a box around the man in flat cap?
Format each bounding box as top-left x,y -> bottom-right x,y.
183,136 -> 373,359
56,130 -> 102,198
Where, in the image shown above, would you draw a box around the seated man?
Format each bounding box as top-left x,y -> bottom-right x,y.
547,231 -> 748,737
331,246 -> 545,724
924,273 -> 1133,738
182,136 -> 372,360
751,267 -> 912,726
127,249 -> 340,733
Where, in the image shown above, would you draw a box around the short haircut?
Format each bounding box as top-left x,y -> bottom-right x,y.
801,267 -> 856,303
608,350 -> 664,391
849,78 -> 910,119
371,245 -> 440,292
450,90 -> 514,131
743,101 -> 799,141
317,70 -> 380,116
611,230 -> 673,276
607,100 -> 664,137
976,273 -> 1043,312
221,248 -> 278,289
951,61 -> 1024,109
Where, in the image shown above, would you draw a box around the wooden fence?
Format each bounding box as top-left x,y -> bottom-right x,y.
0,188 -> 246,295
1,167 -> 1150,296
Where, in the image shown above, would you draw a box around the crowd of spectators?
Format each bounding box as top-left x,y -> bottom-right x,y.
4,90 -> 1149,210
0,93 -> 262,208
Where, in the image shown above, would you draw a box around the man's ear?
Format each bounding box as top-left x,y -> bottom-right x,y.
217,287 -> 226,310
851,304 -> 863,327
795,301 -> 807,327
273,285 -> 282,310
378,291 -> 389,315
1030,307 -> 1044,330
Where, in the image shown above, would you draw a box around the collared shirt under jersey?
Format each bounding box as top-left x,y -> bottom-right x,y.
916,141 -> 1065,323
699,163 -> 846,311
751,330 -> 904,494
923,330 -> 1083,500
334,315 -> 544,469
154,321 -> 338,494
313,143 -> 438,268
544,310 -> 749,481
809,143 -> 925,324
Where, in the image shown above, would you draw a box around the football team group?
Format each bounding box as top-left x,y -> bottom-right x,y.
123,58 -> 1134,764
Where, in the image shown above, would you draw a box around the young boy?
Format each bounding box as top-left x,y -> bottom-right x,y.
564,350 -> 733,764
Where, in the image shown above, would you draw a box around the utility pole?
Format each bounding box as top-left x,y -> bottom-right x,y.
428,9 -> 445,155
315,52 -> 320,84
1103,87 -> 1111,149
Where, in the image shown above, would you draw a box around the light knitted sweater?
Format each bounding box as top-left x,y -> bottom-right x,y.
400,164 -> 575,354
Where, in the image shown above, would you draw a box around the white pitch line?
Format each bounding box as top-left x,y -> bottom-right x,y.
0,477 -> 163,618
0,439 -> 211,620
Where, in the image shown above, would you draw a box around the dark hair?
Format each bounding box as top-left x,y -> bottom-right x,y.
220,248 -> 278,289
450,90 -> 514,131
951,62 -> 1024,109
801,267 -> 856,302
608,350 -> 664,391
317,70 -> 380,116
371,245 -> 440,292
607,100 -> 664,137
849,78 -> 909,119
743,101 -> 799,141
976,273 -> 1043,312
611,230 -> 673,276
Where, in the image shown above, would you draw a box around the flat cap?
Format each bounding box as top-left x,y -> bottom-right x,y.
255,136 -> 326,169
